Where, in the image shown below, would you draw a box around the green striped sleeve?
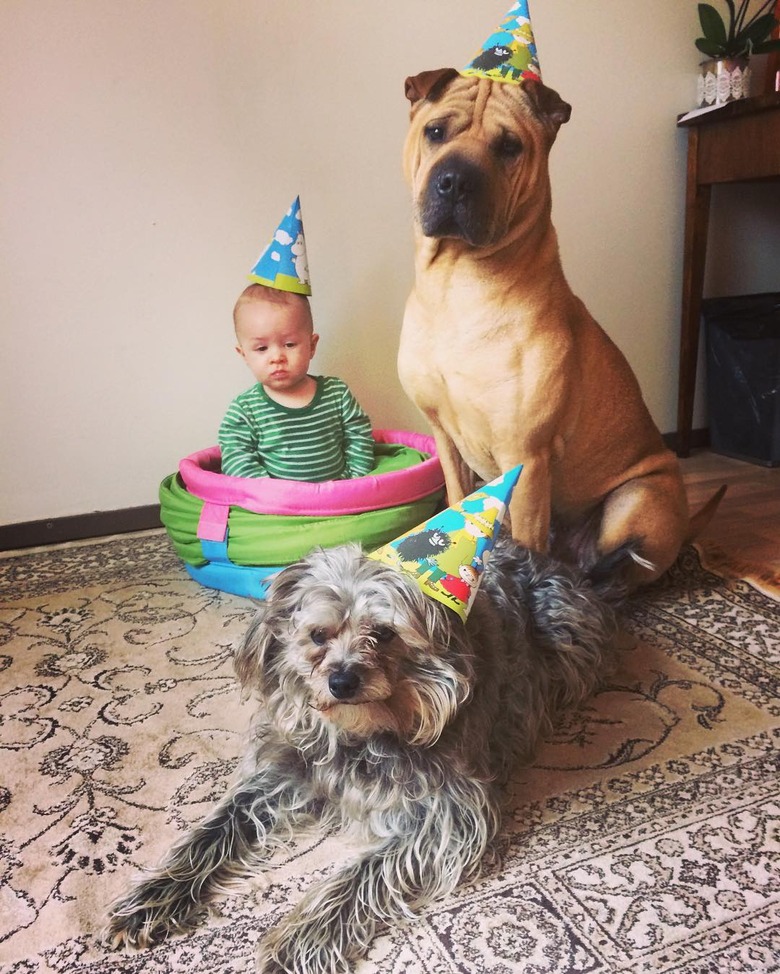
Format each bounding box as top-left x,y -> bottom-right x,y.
218,398 -> 270,478
333,380 -> 375,478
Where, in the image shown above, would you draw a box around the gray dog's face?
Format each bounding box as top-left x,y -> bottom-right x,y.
403,70 -> 571,248
235,545 -> 472,745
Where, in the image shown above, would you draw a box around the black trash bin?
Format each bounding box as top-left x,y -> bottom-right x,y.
703,292 -> 780,467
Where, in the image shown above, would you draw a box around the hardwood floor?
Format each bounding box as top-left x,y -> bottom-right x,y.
679,448 -> 780,574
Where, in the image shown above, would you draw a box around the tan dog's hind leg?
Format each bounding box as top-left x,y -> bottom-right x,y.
597,472 -> 690,586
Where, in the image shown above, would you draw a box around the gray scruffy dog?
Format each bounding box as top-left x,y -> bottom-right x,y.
105,536 -> 630,973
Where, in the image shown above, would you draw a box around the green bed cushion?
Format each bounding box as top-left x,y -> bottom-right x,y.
159,441 -> 443,568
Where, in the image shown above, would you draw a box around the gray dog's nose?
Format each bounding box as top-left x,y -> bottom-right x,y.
328,668 -> 361,700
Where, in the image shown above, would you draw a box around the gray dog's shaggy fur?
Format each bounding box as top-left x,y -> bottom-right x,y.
104,537 -> 628,973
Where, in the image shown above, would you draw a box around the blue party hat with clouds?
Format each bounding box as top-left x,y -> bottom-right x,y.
368,466 -> 523,623
249,196 -> 311,295
461,0 -> 542,84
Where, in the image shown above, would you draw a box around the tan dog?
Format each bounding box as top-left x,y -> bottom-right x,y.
399,69 -> 720,587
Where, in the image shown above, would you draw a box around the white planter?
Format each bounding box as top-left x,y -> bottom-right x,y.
697,58 -> 752,108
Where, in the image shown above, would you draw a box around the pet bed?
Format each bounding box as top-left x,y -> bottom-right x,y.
160,430 -> 444,598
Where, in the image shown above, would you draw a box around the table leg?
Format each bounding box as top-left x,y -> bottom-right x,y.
676,128 -> 711,457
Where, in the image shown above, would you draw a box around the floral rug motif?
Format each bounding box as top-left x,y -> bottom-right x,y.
0,534 -> 778,973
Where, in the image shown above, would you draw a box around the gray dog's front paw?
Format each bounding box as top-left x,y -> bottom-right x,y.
255,953 -> 287,974
257,919 -> 355,974
103,879 -> 206,951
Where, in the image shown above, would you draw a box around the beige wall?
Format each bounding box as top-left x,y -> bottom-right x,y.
2,0 -> 777,525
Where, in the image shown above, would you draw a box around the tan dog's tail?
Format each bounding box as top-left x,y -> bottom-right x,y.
685,485 -> 728,544
586,539 -> 653,602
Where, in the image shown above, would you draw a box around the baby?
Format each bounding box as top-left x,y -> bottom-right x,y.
219,283 -> 375,481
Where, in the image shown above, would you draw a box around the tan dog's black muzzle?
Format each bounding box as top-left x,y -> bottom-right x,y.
420,153 -> 494,245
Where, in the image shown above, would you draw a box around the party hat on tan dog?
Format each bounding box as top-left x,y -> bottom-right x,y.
369,465 -> 523,622
461,0 -> 542,84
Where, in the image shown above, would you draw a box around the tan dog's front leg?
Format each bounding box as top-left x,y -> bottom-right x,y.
429,425 -> 474,504
504,454 -> 552,553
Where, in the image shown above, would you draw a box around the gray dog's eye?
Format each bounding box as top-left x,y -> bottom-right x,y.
424,123 -> 446,143
371,626 -> 396,643
311,628 -> 329,646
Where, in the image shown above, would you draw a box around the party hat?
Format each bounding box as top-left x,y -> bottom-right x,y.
461,0 -> 542,84
368,465 -> 523,623
249,196 -> 311,295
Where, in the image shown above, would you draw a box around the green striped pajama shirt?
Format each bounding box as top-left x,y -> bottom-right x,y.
218,376 -> 375,481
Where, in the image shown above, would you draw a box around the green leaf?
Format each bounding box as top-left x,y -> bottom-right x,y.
737,12 -> 779,46
695,37 -> 726,57
698,3 -> 728,44
753,36 -> 780,53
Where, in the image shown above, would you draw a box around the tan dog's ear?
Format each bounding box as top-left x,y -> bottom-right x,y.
521,79 -> 572,136
404,68 -> 459,106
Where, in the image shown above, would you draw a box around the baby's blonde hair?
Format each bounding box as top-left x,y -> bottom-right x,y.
233,284 -> 312,331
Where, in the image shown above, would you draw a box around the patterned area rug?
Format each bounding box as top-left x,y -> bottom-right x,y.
1,533 -> 778,974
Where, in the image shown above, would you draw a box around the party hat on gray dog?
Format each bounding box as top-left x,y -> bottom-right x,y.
249,196 -> 311,295
461,0 -> 542,84
368,465 -> 523,622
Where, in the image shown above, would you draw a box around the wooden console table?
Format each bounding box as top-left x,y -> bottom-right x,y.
675,91 -> 780,457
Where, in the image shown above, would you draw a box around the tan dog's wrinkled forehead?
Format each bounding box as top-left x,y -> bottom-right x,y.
405,69 -> 569,125
402,69 -> 571,248
404,70 -> 570,159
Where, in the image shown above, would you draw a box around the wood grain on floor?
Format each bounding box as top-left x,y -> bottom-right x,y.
680,449 -> 780,575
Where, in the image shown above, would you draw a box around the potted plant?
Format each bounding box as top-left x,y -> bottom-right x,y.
696,0 -> 780,106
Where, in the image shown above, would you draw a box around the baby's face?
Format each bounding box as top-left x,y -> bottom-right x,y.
235,300 -> 318,393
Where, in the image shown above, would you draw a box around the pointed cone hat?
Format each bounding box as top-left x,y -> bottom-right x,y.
249,196 -> 311,295
461,0 -> 542,84
368,465 -> 523,622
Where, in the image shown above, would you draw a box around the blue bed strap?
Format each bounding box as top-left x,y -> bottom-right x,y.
184,561 -> 282,600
